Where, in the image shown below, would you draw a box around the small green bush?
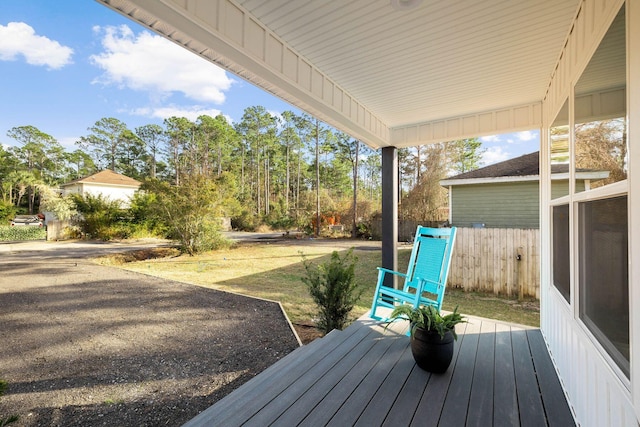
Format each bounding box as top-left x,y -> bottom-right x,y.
71,194 -> 127,240
0,202 -> 16,224
302,249 -> 364,334
264,199 -> 294,230
356,221 -> 372,239
172,220 -> 230,253
96,223 -> 134,241
142,175 -> 233,255
0,225 -> 46,242
231,210 -> 257,231
128,192 -> 167,236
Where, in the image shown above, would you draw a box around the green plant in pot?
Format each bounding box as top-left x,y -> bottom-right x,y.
389,305 -> 466,373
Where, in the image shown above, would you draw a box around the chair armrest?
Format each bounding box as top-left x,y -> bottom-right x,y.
416,277 -> 442,287
376,267 -> 408,279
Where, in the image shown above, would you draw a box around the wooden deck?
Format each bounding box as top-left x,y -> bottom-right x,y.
183,315 -> 575,427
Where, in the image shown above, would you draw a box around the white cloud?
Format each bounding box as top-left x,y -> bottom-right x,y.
91,25 -> 234,104
130,105 -> 227,122
515,130 -> 537,141
0,22 -> 73,69
480,135 -> 499,143
58,136 -> 79,149
481,146 -> 510,166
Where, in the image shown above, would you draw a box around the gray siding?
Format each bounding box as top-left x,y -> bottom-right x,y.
450,179 -> 575,228
451,182 -> 540,228
550,180 -> 585,199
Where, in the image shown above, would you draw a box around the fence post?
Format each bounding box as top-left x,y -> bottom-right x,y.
516,246 -> 524,301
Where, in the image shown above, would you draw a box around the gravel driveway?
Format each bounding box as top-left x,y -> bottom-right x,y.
0,240 -> 301,426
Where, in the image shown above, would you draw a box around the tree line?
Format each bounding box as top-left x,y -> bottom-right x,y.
0,104 -> 485,243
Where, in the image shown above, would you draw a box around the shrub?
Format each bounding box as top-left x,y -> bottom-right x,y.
264,199 -> 295,230
96,222 -> 134,241
165,220 -> 231,253
231,210 -> 257,231
0,225 -> 46,242
71,194 -> 124,240
0,201 -> 16,224
128,192 -> 167,237
301,249 -> 364,334
356,221 -> 372,239
141,175 -> 232,255
38,186 -> 77,221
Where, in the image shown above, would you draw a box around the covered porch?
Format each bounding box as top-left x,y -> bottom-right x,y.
96,0 -> 640,425
183,314 -> 574,426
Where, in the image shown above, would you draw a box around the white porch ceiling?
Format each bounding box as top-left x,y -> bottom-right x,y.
97,0 -> 580,148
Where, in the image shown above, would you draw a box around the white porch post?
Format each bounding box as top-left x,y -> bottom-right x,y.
382,146 -> 398,288
629,0 -> 640,417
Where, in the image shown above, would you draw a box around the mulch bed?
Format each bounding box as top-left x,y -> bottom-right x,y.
0,259 -> 300,426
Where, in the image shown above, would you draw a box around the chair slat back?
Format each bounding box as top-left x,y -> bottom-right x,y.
405,226 -> 456,308
410,237 -> 448,292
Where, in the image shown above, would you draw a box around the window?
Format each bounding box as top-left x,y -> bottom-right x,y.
579,196 -> 629,376
550,100 -> 569,199
552,204 -> 570,302
549,3 -> 629,378
574,7 -> 627,193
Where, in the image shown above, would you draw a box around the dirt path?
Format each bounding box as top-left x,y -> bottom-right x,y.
0,241 -> 300,426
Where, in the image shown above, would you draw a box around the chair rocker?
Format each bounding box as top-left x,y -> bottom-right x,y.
370,226 -> 457,322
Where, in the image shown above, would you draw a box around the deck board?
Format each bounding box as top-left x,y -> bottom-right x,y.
323,335 -> 409,426
242,324 -> 376,426
527,330 -> 576,427
438,319 -> 480,426
466,320 -> 496,427
512,328 -> 548,427
298,329 -> 406,426
382,365 -> 429,426
351,344 -> 415,427
493,322 -> 519,427
269,331 -> 379,426
183,315 -> 575,427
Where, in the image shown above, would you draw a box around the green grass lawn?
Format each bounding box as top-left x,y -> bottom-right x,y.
105,239 -> 539,328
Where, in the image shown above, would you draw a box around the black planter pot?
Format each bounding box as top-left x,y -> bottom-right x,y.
410,327 -> 455,373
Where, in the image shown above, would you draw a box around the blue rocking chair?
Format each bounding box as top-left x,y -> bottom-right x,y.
370,226 -> 457,322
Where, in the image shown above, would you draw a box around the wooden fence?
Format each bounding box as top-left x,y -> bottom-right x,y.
448,227 -> 540,299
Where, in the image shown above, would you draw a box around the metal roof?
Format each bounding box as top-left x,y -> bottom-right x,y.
97,0 -> 580,148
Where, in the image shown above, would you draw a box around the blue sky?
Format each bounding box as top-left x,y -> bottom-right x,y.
0,1 -> 538,165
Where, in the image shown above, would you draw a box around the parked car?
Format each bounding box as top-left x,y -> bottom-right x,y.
10,215 -> 44,227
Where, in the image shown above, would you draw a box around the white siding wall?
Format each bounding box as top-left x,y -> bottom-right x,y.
63,184 -> 137,207
81,184 -> 137,207
541,0 -> 638,425
544,291 -> 635,425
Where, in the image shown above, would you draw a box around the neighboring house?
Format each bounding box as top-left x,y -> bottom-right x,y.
61,170 -> 141,208
440,151 -> 608,228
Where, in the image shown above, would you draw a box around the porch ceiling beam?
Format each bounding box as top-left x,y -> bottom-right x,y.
390,102 -> 542,147
98,0 -> 390,148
